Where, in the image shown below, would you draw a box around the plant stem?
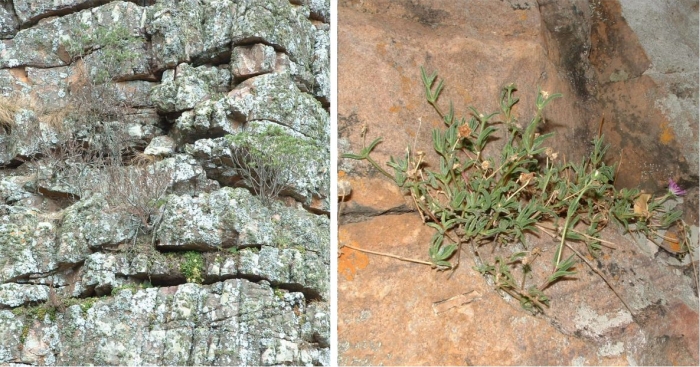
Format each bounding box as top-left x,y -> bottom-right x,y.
555,180 -> 592,269
365,155 -> 393,179
343,244 -> 434,266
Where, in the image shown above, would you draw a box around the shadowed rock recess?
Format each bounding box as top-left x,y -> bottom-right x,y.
0,0 -> 330,365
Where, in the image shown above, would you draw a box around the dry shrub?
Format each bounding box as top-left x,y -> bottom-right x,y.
99,164 -> 172,231
0,96 -> 20,131
130,152 -> 160,167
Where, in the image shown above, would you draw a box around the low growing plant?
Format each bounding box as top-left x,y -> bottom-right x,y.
343,67 -> 693,312
180,251 -> 205,284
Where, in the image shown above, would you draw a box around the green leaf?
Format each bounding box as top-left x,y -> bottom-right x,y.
548,254 -> 577,283
451,190 -> 467,208
476,126 -> 497,149
444,102 -> 455,126
432,129 -> 445,154
341,153 -> 364,160
509,251 -> 527,262
435,244 -> 457,260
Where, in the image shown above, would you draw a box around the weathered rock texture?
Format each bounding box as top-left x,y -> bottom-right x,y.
0,0 -> 329,365
338,0 -> 698,365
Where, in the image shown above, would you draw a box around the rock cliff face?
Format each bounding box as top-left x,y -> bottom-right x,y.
338,0 -> 697,365
0,0 -> 330,365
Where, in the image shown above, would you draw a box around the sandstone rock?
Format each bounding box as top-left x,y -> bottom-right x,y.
0,4 -> 19,39
0,206 -> 60,283
0,283 -> 49,307
0,108 -> 48,165
185,122 -> 329,211
238,246 -> 329,299
307,0 -> 331,23
80,252 -> 134,296
58,194 -> 139,264
0,310 -> 23,361
1,2 -> 149,75
231,0 -> 315,68
274,51 -> 316,94
170,97 -> 242,145
0,0 -> 329,363
143,135 -> 176,157
150,63 -> 231,113
3,279 -> 327,365
311,26 -> 330,104
147,0 -> 236,68
227,72 -> 329,142
0,175 -> 33,204
154,153 -> 220,196
12,0 -> 109,26
157,186 -> 329,255
231,43 -> 277,80
338,0 -> 698,365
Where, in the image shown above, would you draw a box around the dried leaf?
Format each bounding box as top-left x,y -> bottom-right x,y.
633,193 -> 651,217
458,124 -> 472,139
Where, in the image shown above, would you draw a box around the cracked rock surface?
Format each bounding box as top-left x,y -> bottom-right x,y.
0,0 -> 329,365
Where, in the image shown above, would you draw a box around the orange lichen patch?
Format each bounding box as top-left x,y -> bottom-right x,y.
404,127 -> 415,138
339,246 -> 370,281
388,105 -> 401,113
400,73 -> 413,93
659,120 -> 675,144
457,89 -> 473,105
339,228 -> 370,281
338,170 -> 346,178
518,11 -> 528,21
661,231 -> 683,253
375,42 -> 388,57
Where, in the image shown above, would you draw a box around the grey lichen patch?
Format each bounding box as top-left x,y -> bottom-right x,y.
150,63 -> 231,114
226,72 -> 329,142
609,68 -> 629,82
58,194 -> 139,264
147,0 -> 237,68
232,0 -> 315,68
573,304 -> 634,339
0,283 -> 50,307
0,206 -> 59,282
1,2 -> 146,70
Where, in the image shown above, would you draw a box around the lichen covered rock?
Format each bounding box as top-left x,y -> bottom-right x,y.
150,63 -> 231,113
0,0 -> 330,364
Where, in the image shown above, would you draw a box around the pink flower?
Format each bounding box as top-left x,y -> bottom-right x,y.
668,179 -> 687,197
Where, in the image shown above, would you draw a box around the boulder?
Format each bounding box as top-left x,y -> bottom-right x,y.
0,206 -> 60,282
150,63 -> 231,114
338,0 -> 698,365
5,279 -> 328,365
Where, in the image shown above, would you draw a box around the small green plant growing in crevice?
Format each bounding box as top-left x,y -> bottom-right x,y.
273,287 -> 286,300
343,67 -> 693,313
180,251 -> 205,284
